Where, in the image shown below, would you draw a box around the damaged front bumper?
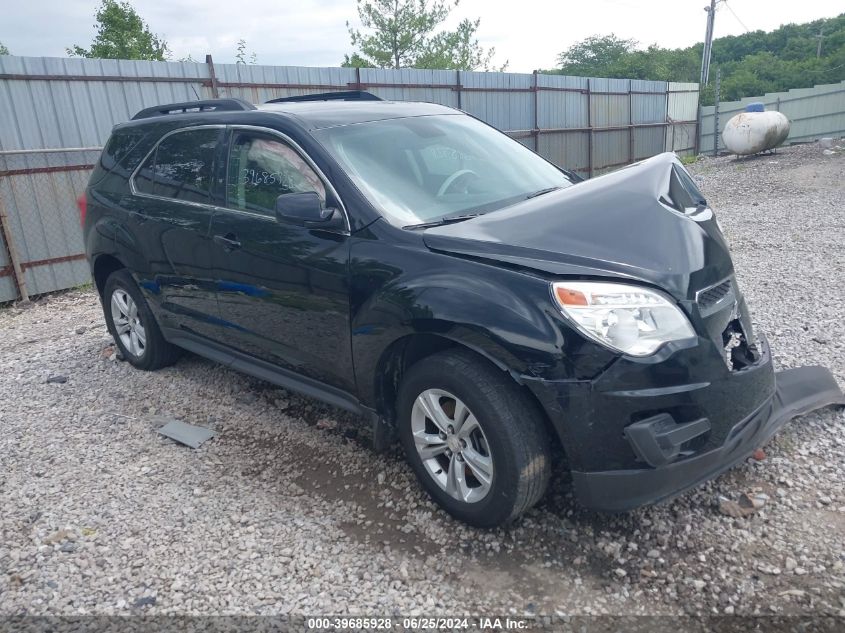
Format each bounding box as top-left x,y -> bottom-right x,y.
526,330 -> 844,513
571,365 -> 844,512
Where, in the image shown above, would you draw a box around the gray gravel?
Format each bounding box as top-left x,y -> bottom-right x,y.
1,143 -> 843,617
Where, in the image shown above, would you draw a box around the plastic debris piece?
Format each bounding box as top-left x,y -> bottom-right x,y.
156,418 -> 216,449
717,492 -> 767,518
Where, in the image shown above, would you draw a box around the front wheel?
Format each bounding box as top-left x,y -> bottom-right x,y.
396,349 -> 551,527
103,269 -> 180,371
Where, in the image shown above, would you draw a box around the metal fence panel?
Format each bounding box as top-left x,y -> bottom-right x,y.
631,79 -> 667,125
666,122 -> 698,155
0,56 -> 701,301
590,78 -> 631,128
593,129 -> 630,175
460,70 -> 534,133
538,131 -> 590,176
215,64 -> 356,103
537,73 -> 589,130
0,152 -> 92,300
361,68 -> 459,107
0,56 -> 213,150
667,82 -> 699,155
633,127 -> 666,161
0,191 -> 15,300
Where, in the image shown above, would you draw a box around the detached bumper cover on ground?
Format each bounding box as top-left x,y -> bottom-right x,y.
572,365 -> 845,512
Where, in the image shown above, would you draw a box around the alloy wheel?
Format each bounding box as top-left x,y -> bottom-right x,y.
410,388 -> 494,503
110,288 -> 146,357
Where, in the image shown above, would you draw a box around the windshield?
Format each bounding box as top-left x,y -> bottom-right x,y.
314,114 -> 574,226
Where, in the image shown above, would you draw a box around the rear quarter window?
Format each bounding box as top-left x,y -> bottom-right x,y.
133,128 -> 221,203
89,130 -> 149,186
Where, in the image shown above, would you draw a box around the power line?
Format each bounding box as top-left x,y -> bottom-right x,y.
723,1 -> 751,33
802,61 -> 845,73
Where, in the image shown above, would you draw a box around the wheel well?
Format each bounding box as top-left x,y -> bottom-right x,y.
374,334 -> 564,458
93,255 -> 124,297
375,334 -> 454,424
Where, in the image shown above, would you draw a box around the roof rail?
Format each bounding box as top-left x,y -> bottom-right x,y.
131,98 -> 256,120
265,90 -> 383,104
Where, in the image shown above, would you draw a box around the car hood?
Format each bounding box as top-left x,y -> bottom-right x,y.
422,152 -> 734,300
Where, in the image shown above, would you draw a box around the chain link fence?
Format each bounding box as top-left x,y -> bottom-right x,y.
0,148 -> 100,302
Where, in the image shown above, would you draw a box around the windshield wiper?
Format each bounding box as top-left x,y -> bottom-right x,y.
403,213 -> 482,230
525,186 -> 562,199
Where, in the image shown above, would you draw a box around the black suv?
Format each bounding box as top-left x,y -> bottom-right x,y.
82,93 -> 843,527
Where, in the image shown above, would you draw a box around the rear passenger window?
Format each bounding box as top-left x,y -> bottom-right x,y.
133,128 -> 220,203
225,132 -> 326,216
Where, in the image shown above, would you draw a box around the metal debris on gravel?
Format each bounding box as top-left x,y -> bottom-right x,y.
0,143 -> 843,617
156,418 -> 217,449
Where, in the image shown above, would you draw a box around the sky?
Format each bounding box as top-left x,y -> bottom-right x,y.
2,0 -> 843,71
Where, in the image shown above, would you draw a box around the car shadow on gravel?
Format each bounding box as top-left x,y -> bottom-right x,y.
121,346 -> 844,614
173,358 -> 693,605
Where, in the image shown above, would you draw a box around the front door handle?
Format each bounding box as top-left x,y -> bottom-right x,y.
213,233 -> 241,250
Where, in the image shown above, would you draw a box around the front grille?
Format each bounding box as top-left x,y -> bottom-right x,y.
697,279 -> 732,310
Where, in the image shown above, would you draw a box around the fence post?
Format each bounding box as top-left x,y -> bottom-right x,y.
587,78 -> 593,178
456,70 -> 462,110
0,192 -> 29,303
713,68 -> 721,156
532,70 -> 539,152
663,83 -> 670,154
628,79 -> 634,163
205,54 -> 219,99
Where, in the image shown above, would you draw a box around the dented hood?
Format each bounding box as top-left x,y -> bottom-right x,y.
423,153 -> 734,300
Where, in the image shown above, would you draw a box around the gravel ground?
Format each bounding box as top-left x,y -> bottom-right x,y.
1,143 -> 843,618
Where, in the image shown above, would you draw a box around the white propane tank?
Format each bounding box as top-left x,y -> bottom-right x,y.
722,103 -> 790,155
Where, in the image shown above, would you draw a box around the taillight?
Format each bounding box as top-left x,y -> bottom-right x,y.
77,194 -> 87,227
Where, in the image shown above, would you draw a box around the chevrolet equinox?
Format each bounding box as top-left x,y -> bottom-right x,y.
81,92 -> 844,527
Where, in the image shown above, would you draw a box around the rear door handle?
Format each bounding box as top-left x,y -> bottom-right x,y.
213,233 -> 241,250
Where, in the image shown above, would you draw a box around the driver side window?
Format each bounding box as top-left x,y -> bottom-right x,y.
226,132 -> 326,216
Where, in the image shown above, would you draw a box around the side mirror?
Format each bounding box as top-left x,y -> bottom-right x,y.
274,192 -> 344,231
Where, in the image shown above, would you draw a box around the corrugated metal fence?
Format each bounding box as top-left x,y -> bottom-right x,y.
0,55 -> 699,302
699,80 -> 845,155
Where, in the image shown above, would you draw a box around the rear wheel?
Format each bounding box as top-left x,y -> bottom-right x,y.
396,349 -> 551,527
103,269 -> 180,371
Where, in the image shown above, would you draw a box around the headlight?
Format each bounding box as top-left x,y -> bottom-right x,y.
550,281 -> 695,356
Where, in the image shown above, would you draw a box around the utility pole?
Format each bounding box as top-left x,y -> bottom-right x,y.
713,67 -> 721,156
700,0 -> 717,86
815,29 -> 824,58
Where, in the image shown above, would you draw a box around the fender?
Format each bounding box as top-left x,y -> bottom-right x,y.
350,255 -> 617,410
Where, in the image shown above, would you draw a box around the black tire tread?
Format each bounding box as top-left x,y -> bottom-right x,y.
398,348 -> 551,527
103,269 -> 180,371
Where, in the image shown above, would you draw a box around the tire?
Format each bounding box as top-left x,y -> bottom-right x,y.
102,268 -> 180,371
396,349 -> 551,527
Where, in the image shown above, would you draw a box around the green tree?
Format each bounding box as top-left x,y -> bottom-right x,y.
416,18 -> 507,71
0,41 -> 9,55
68,0 -> 168,60
556,34 -> 638,77
549,13 -> 845,105
235,39 -> 257,65
345,0 -> 499,70
341,52 -> 376,68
